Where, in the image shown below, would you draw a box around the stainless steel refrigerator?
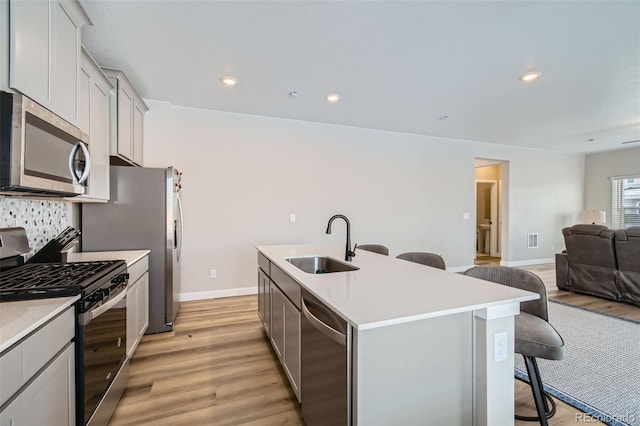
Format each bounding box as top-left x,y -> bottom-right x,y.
82,166 -> 183,334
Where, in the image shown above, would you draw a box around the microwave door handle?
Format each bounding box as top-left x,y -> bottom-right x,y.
77,142 -> 91,184
68,142 -> 91,184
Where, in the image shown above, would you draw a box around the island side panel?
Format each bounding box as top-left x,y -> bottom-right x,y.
353,312 -> 473,426
473,306 -> 516,426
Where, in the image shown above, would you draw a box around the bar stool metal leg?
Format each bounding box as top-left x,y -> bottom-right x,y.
516,355 -> 557,426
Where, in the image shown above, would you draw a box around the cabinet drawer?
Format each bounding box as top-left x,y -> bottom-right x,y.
270,264 -> 301,310
128,255 -> 149,285
0,343 -> 23,407
1,306 -> 74,407
23,307 -> 75,381
257,252 -> 270,276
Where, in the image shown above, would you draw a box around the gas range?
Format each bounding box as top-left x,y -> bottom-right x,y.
0,227 -> 131,425
0,260 -> 127,304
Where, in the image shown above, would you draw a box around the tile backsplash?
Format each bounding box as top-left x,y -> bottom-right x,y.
0,197 -> 74,252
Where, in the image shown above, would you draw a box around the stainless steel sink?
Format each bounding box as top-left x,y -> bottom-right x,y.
286,256 -> 359,274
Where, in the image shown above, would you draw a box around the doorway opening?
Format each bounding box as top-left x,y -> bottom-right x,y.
474,159 -> 507,266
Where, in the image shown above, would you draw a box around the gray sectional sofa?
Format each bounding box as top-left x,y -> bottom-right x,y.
555,225 -> 640,306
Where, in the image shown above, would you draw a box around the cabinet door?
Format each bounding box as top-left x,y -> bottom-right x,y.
257,268 -> 265,321
126,280 -> 138,357
22,343 -> 75,426
50,0 -> 79,123
270,285 -> 285,359
9,0 -> 49,105
132,102 -> 144,165
78,62 -> 91,134
117,85 -> 134,160
87,67 -> 111,200
257,268 -> 271,336
283,298 -> 301,398
137,272 -> 149,339
0,394 -> 23,426
77,49 -> 111,201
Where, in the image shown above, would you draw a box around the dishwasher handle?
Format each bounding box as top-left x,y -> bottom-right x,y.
302,298 -> 346,346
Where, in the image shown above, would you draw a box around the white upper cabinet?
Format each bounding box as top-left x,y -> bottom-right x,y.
74,47 -> 113,202
102,68 -> 148,167
9,0 -> 91,125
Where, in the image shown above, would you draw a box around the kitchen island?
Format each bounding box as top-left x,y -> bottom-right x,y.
257,244 -> 538,426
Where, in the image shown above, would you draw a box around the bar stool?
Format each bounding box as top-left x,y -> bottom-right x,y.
396,252 -> 446,270
463,266 -> 564,426
356,244 -> 389,256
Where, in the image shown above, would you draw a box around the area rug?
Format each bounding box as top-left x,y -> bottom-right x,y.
514,300 -> 640,426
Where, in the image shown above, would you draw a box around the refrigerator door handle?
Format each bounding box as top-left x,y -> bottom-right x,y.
176,193 -> 184,262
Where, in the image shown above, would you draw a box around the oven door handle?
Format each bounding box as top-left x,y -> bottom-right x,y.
80,286 -> 127,326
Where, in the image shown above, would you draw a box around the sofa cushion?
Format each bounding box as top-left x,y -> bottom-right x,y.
562,225 -> 616,268
561,225 -> 620,300
614,227 -> 640,305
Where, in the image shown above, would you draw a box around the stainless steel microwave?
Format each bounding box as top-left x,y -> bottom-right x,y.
0,91 -> 91,196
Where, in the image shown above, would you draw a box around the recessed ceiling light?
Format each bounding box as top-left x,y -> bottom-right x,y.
221,76 -> 238,87
288,91 -> 298,98
519,70 -> 542,82
326,93 -> 340,103
439,115 -> 449,120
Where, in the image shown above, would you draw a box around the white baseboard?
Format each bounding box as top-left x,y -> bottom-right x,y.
500,258 -> 555,267
447,265 -> 476,273
179,286 -> 257,302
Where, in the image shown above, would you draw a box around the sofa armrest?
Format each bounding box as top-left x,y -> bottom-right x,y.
555,253 -> 569,290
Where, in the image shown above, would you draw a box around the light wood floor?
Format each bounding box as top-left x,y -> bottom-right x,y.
109,263 -> 639,425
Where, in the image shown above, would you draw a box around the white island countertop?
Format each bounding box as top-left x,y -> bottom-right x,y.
67,250 -> 150,267
0,296 -> 79,353
257,244 -> 539,330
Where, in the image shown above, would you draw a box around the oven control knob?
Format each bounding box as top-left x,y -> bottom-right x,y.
93,289 -> 106,301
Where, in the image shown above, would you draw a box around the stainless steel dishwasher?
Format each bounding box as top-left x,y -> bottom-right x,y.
301,288 -> 351,426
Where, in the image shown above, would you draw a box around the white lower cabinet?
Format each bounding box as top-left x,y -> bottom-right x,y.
22,344 -> 75,426
126,255 -> 149,357
0,307 -> 76,426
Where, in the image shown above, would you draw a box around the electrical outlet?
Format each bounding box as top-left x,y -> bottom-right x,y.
494,332 -> 508,362
209,269 -> 217,279
551,244 -> 555,251
290,213 -> 296,223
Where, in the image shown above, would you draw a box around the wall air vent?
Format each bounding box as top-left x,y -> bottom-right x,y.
527,233 -> 539,249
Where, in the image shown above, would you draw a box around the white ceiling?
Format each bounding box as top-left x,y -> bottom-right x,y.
80,0 -> 640,154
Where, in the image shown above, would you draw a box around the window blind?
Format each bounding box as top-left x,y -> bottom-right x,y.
611,176 -> 640,228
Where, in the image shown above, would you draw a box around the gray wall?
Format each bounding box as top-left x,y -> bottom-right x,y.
584,146 -> 640,226
144,101 -> 584,297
